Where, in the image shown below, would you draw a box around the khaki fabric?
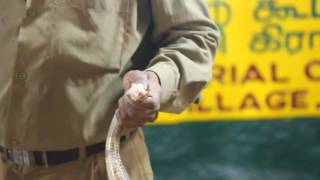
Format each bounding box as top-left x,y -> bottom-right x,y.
0,0 -> 219,150
0,129 -> 153,180
0,0 -> 219,177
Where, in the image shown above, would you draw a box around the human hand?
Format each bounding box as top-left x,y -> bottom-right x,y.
117,70 -> 161,127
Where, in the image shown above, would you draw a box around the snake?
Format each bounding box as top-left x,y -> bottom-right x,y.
105,83 -> 150,180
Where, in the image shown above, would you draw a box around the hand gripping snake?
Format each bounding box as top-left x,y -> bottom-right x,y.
105,83 -> 150,180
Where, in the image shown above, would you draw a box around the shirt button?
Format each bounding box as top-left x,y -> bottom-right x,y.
26,10 -> 37,18
12,140 -> 19,148
15,72 -> 28,81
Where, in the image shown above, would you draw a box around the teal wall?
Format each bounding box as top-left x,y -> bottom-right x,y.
144,118 -> 320,180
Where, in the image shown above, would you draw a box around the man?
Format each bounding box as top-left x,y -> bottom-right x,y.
0,0 -> 220,179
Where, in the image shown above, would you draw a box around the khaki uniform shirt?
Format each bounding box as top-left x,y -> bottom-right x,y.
0,0 -> 220,150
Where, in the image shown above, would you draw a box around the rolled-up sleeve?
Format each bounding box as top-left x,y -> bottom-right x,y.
146,0 -> 220,113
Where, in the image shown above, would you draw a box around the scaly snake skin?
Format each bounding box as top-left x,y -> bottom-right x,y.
105,83 -> 150,180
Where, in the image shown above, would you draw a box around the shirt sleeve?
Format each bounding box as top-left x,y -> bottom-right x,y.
146,0 -> 220,113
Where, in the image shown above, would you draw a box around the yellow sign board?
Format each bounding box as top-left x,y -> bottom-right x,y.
156,0 -> 320,124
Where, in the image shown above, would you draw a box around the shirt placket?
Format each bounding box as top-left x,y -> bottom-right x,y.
6,0 -> 37,149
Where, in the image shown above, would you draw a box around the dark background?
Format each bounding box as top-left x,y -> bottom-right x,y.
145,118 -> 320,180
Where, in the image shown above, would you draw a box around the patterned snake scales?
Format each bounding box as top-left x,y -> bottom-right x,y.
105,83 -> 150,180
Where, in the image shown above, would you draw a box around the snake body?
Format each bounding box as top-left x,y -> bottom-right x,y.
105,83 -> 149,180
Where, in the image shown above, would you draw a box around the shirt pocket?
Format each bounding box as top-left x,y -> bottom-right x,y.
47,0 -> 131,75
103,0 -> 132,13
48,0 -> 131,13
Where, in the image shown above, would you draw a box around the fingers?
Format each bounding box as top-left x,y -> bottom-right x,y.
117,108 -> 158,127
118,70 -> 161,127
117,96 -> 159,127
120,113 -> 158,127
117,97 -> 159,125
124,95 -> 159,110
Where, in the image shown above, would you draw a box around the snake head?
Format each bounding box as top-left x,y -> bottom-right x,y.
125,83 -> 151,102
